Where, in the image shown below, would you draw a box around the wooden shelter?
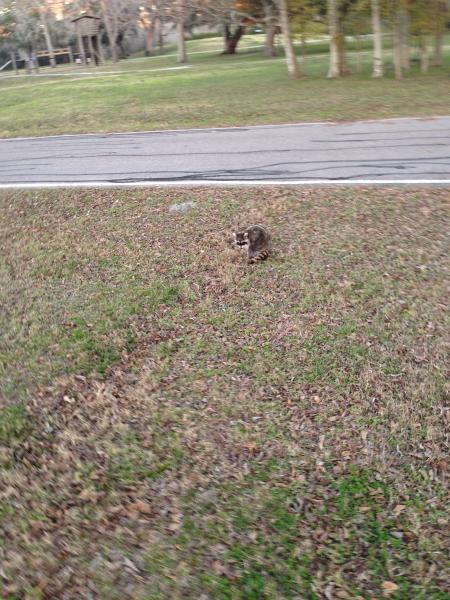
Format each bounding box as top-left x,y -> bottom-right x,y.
72,14 -> 103,65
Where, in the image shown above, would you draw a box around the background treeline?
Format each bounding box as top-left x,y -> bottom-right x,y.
0,0 -> 448,78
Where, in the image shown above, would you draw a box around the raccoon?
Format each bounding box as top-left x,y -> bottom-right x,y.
234,225 -> 271,264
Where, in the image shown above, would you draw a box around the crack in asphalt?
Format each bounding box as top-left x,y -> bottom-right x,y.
1,117 -> 449,184
311,137 -> 450,143
337,128 -> 450,136
4,159 -> 448,179
3,154 -> 450,167
5,166 -> 448,183
2,159 -> 449,181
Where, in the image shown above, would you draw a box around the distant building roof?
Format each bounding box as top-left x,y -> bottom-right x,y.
71,14 -> 101,23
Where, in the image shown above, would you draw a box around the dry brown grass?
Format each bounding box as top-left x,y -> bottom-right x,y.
0,187 -> 449,599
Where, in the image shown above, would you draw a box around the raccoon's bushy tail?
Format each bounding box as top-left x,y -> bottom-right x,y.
248,250 -> 270,264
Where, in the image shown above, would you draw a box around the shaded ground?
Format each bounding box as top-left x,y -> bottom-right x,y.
0,187 -> 449,599
0,35 -> 449,138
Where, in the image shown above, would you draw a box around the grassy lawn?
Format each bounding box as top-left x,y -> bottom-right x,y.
0,34 -> 449,138
0,187 -> 448,599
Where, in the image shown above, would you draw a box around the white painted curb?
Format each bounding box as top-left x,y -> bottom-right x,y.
0,179 -> 448,189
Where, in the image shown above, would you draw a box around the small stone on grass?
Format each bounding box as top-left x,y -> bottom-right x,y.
168,201 -> 196,213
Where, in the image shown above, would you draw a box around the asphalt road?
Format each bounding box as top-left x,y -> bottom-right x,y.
0,117 -> 449,186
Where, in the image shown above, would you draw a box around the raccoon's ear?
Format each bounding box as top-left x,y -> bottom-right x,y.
244,231 -> 249,238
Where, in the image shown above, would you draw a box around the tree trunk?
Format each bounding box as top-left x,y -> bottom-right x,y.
264,3 -> 276,57
157,17 -> 164,54
371,0 -> 383,77
399,7 -> 410,70
153,17 -> 161,55
431,0 -> 446,66
94,35 -> 104,64
32,52 -> 39,74
277,0 -> 299,78
393,9 -> 403,81
102,10 -> 118,62
110,41 -> 118,62
176,0 -> 187,63
87,35 -> 95,66
177,19 -> 186,63
432,30 -> 443,67
77,32 -> 86,64
355,35 -> 362,73
10,51 -> 18,75
336,20 -> 348,75
146,27 -> 155,55
223,24 -> 245,55
300,34 -> 307,62
117,33 -> 127,59
327,0 -> 340,78
419,35 -> 429,73
265,21 -> 276,57
40,9 -> 56,67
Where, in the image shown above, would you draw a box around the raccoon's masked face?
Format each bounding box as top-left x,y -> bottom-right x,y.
234,231 -> 249,248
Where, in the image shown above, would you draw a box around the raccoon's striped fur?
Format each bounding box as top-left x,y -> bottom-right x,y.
234,225 -> 271,264
248,248 -> 270,263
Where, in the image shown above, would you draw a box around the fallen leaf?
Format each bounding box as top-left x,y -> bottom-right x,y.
248,531 -> 258,542
167,521 -> 182,532
127,501 -> 152,515
30,520 -> 45,538
393,504 -> 406,516
79,489 -> 100,503
212,560 -> 226,575
382,581 -> 399,596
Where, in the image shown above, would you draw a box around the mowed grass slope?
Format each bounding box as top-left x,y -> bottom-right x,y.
0,187 -> 448,599
0,34 -> 449,137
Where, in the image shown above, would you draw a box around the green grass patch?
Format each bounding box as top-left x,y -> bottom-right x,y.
105,431 -> 184,489
0,403 -> 30,443
0,34 -> 449,137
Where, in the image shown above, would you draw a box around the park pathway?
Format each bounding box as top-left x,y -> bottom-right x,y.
0,116 -> 449,186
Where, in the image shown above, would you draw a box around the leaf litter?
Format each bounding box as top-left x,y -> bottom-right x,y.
0,186 -> 449,599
